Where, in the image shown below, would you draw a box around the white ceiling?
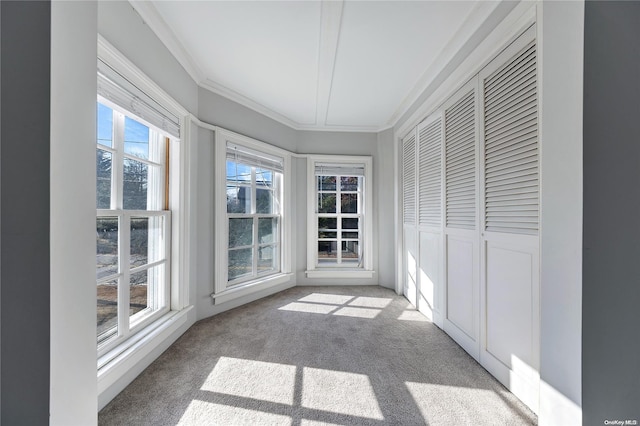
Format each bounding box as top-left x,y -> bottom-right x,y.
131,1 -> 500,132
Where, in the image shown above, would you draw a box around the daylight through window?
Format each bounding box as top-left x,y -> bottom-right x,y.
226,144 -> 284,284
96,100 -> 171,350
315,164 -> 365,267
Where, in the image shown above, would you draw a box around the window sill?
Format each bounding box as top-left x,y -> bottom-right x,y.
97,305 -> 194,394
305,269 -> 376,279
211,273 -> 294,305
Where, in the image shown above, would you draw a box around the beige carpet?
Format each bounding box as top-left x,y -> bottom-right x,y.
99,286 -> 537,425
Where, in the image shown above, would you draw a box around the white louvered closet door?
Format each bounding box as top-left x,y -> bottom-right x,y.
416,116 -> 444,326
478,25 -> 540,413
402,130 -> 418,306
442,79 -> 480,360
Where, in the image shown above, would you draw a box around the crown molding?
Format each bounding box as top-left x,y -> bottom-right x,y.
199,78 -> 305,130
129,0 -> 205,84
387,0 -> 502,128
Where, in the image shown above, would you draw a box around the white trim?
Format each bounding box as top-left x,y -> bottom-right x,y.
211,273 -> 294,305
306,154 -> 374,278
97,305 -> 195,409
214,128 -> 293,302
120,0 -> 393,133
98,35 -> 190,119
128,1 -> 205,84
394,1 -> 537,140
387,0 -> 502,127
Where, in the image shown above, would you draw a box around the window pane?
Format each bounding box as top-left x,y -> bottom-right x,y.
318,241 -> 337,263
317,176 -> 336,191
228,248 -> 253,281
123,158 -> 148,210
227,186 -> 251,214
97,278 -> 118,342
97,217 -> 118,280
97,103 -> 113,148
97,149 -> 112,209
342,231 -> 359,239
229,218 -> 253,248
130,264 -> 164,325
256,188 -> 274,214
319,231 -> 337,239
341,176 -> 359,192
256,169 -> 273,188
130,269 -> 149,318
318,193 -> 336,213
124,117 -> 150,160
341,193 -> 358,213
342,241 -> 359,259
226,161 -> 251,184
318,217 -> 337,230
258,218 -> 277,244
131,217 -> 164,268
342,217 -> 359,230
258,245 -> 277,273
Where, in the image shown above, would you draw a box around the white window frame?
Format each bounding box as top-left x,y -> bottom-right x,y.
213,128 -> 293,304
306,155 -> 374,279
96,99 -> 172,355
96,36 -> 193,382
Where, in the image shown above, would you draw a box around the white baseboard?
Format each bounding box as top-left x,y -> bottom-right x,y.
98,305 -> 196,410
539,380 -> 582,426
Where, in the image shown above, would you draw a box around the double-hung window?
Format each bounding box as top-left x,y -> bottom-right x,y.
96,59 -> 179,353
306,156 -> 374,278
226,144 -> 283,283
214,129 -> 292,302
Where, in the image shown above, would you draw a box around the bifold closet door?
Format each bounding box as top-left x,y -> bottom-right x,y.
416,115 -> 444,326
402,130 -> 418,307
478,25 -> 540,412
442,79 -> 480,360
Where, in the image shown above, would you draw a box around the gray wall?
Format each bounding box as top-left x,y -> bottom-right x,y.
0,1 -> 51,423
98,1 -> 198,115
198,88 -> 297,152
583,2 -> 640,424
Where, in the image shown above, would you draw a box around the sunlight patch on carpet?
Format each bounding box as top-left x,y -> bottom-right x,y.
178,400 -> 292,426
201,357 -> 296,405
278,302 -> 338,314
298,293 -> 354,305
302,367 -> 384,420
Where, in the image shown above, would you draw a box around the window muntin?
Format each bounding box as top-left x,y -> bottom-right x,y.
226,155 -> 283,285
316,174 -> 363,267
96,100 -> 171,350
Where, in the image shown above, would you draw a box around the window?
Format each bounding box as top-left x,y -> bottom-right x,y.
214,129 -> 292,303
226,144 -> 283,284
306,156 -> 374,278
96,101 -> 171,350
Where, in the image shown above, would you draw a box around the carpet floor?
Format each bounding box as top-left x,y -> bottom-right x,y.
98,286 -> 537,425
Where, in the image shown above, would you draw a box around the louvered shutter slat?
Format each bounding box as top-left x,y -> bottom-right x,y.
445,91 -> 476,230
483,40 -> 539,235
403,133 -> 416,225
418,119 -> 442,227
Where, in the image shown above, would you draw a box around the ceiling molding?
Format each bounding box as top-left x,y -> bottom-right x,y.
386,1 -> 501,128
199,78 -> 302,130
129,0 -> 205,84
315,0 -> 344,127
